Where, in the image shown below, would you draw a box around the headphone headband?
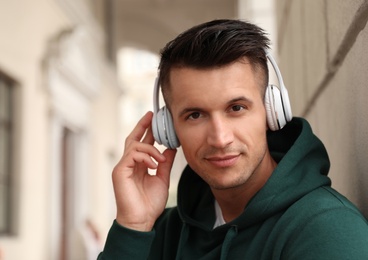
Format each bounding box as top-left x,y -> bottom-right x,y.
153,77 -> 160,114
264,49 -> 293,123
265,49 -> 285,91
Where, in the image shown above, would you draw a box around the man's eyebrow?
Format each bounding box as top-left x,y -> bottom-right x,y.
227,96 -> 254,105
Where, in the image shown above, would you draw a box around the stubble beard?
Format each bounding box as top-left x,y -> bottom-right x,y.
194,144 -> 268,191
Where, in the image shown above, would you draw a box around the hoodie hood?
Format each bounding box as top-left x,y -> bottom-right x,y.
177,117 -> 331,230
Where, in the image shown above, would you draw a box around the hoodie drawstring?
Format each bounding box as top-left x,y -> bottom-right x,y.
220,225 -> 238,260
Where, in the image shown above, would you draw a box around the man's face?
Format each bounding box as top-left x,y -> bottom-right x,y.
169,59 -> 272,191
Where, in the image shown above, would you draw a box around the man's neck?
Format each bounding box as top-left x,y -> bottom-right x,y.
211,156 -> 277,223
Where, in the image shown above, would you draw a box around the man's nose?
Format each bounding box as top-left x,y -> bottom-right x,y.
206,115 -> 234,148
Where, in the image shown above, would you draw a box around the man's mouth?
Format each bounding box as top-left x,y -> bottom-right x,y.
205,154 -> 240,168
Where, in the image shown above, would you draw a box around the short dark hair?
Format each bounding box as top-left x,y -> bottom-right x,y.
158,19 -> 270,105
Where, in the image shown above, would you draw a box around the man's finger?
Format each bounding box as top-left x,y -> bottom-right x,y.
142,125 -> 155,145
125,111 -> 153,144
156,149 -> 177,187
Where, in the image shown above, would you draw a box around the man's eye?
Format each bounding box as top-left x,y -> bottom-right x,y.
231,105 -> 245,112
188,112 -> 201,120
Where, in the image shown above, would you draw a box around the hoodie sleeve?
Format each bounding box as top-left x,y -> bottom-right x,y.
97,220 -> 155,260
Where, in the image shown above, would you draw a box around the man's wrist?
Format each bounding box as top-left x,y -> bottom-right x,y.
115,216 -> 154,232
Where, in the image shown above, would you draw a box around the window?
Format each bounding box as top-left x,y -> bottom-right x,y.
0,73 -> 15,234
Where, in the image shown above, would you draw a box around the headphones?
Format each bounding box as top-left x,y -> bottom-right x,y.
152,49 -> 292,149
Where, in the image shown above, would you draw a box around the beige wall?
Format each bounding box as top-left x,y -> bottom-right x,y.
0,0 -> 121,259
0,1 -> 70,259
276,0 -> 368,216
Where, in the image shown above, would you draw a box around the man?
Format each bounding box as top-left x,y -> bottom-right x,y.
98,19 -> 368,259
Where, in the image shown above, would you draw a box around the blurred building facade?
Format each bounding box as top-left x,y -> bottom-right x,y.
0,0 -> 368,259
0,1 -> 121,259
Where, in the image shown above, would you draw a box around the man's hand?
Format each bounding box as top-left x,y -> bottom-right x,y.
112,111 -> 177,232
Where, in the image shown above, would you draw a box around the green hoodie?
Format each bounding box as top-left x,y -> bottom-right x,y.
99,118 -> 368,259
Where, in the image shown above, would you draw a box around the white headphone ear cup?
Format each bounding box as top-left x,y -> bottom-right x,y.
152,110 -> 162,145
152,106 -> 180,149
280,86 -> 293,122
163,108 -> 180,149
265,85 -> 279,131
265,85 -> 288,131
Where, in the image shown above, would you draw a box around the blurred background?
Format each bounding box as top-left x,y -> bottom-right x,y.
0,0 -> 368,259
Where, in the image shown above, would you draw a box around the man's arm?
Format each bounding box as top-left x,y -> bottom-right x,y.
98,221 -> 155,259
99,111 -> 177,258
